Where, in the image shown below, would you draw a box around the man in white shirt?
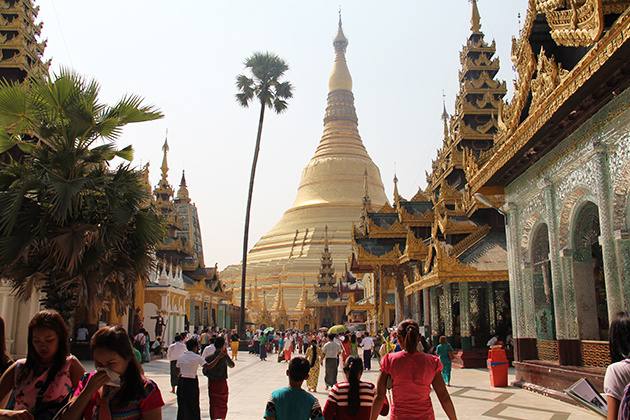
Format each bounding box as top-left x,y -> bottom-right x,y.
176,339 -> 224,419
322,334 -> 341,390
201,338 -> 217,360
360,333 -> 375,370
167,334 -> 187,393
487,334 -> 499,347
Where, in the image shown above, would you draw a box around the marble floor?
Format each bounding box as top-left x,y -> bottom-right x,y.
81,351 -> 600,419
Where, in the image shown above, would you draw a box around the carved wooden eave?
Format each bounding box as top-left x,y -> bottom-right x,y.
437,214 -> 478,236
460,37 -> 496,56
400,229 -> 429,263
399,206 -> 433,227
351,222 -> 367,239
377,202 -> 396,213
410,188 -> 431,202
536,0 -> 604,47
367,219 -> 408,239
448,224 -> 492,257
406,240 -> 507,294
470,6 -> 630,193
353,243 -> 402,266
405,267 -> 509,295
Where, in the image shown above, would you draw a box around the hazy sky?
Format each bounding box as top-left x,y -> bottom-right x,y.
36,1 -> 526,270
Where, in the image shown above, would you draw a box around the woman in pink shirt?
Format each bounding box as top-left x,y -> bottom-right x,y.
370,320 -> 457,420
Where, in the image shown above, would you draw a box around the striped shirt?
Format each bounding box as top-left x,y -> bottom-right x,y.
323,381 -> 379,420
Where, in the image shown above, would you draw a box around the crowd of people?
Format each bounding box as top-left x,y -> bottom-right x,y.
2,310 -> 630,420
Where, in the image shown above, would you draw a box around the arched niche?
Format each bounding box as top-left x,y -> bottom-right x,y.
571,201 -> 608,340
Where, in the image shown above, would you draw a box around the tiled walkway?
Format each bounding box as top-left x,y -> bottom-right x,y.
81,352 -> 599,419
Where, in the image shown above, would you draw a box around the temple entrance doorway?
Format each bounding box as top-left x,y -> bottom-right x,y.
572,201 -> 608,341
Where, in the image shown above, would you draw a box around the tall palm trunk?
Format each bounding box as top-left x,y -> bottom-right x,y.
240,102 -> 266,338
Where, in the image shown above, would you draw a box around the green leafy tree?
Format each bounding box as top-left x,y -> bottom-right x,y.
0,68 -> 166,316
235,52 -> 293,335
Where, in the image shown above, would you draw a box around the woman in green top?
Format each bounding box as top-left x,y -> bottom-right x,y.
260,332 -> 268,361
435,335 -> 454,386
350,334 -> 359,356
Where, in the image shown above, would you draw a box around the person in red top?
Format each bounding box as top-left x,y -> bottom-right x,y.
323,355 -> 388,420
341,335 -> 351,365
371,320 -> 457,420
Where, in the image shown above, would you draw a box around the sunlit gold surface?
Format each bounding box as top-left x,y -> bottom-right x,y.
221,19 -> 387,311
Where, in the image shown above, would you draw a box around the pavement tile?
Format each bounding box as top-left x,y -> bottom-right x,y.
80,352 -> 600,419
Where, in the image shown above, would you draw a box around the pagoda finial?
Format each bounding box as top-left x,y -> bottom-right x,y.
160,131 -> 169,181
180,170 -> 187,187
393,172 -> 401,208
324,225 -> 329,249
329,11 -> 352,92
470,0 -> 482,33
442,91 -> 450,141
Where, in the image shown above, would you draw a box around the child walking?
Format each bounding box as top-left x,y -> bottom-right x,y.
264,356 -> 324,420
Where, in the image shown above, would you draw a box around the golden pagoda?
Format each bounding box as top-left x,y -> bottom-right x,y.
221,15 -> 388,320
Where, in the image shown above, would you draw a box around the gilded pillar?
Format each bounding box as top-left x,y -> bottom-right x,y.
443,283 -> 453,345
614,229 -> 630,308
459,282 -> 472,350
540,179 -> 567,339
592,143 -> 623,319
423,288 -> 431,332
430,286 -> 439,346
486,282 -> 496,336
394,267 -> 405,325
560,248 -> 579,339
375,266 -> 382,331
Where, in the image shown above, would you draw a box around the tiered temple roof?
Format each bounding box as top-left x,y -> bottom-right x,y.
0,0 -> 48,83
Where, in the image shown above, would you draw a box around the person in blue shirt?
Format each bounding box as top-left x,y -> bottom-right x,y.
264,356 -> 324,420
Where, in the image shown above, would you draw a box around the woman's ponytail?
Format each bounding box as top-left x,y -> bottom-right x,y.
344,355 -> 363,417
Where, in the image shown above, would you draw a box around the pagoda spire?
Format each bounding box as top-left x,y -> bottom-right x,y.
153,131 -> 175,215
251,277 -> 262,311
176,170 -> 191,203
296,277 -> 309,311
471,0 -> 482,33
393,173 -> 402,209
329,10 -> 352,92
442,91 -> 450,142
160,133 -> 169,181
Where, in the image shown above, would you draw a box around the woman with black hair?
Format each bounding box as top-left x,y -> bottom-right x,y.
604,311 -> 630,420
0,310 -> 85,419
323,355 -> 388,420
371,319 -> 457,420
60,326 -> 165,420
304,340 -> 323,392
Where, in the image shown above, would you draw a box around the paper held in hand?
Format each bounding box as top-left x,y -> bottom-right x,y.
565,377 -> 608,418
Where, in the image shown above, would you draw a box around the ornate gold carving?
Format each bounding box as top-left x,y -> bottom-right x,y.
476,91 -> 502,109
449,225 -> 492,257
530,47 -> 569,112
378,202 -> 396,213
367,219 -> 408,238
536,0 -> 604,47
471,9 -> 630,194
410,188 -> 430,202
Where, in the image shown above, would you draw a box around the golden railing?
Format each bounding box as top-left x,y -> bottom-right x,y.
581,340 -> 610,368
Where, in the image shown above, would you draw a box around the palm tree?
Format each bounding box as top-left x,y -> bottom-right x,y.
0,68 -> 166,317
235,52 -> 293,336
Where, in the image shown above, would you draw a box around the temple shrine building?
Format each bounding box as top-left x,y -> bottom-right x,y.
461,0 -> 630,401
